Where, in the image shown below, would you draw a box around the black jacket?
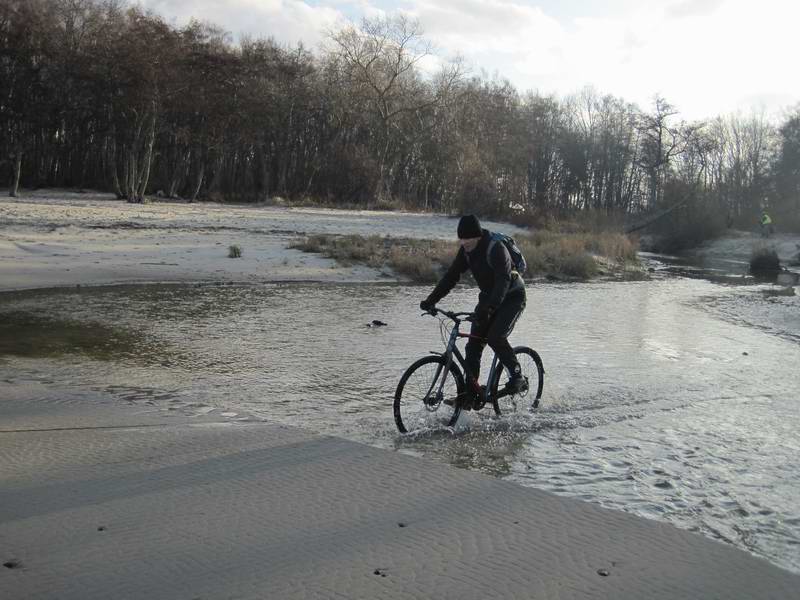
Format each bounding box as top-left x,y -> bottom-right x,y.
426,229 -> 525,310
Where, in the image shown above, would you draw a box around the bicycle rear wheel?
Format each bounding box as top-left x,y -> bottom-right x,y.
394,355 -> 465,433
489,346 -> 544,417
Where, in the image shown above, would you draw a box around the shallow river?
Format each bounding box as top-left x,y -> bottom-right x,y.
1,274 -> 799,573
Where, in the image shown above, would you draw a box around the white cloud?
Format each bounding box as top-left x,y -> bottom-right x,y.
138,0 -> 344,48
408,1 -> 562,57
135,0 -> 800,120
666,0 -> 725,19
402,0 -> 800,119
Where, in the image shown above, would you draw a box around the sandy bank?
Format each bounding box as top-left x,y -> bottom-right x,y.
0,190 -> 527,292
1,396 -> 797,600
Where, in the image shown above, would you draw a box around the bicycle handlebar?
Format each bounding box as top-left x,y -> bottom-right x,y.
422,307 -> 475,322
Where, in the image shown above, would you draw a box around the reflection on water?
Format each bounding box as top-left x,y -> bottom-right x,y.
1,279 -> 799,573
0,312 -> 158,362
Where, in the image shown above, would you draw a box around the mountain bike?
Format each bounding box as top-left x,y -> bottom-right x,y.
393,308 -> 544,434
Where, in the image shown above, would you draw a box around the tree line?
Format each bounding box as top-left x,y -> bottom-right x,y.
1,0 -> 798,234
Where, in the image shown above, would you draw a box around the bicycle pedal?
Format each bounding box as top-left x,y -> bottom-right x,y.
503,377 -> 529,395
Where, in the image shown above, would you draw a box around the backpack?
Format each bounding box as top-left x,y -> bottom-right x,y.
467,231 -> 527,275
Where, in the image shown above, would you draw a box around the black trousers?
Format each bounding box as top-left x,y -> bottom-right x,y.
464,290 -> 526,382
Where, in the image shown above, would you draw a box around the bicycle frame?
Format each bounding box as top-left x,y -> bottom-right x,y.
428,311 -> 507,405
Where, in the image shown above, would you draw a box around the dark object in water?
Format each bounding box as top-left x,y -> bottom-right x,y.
366,320 -> 388,328
749,248 -> 780,277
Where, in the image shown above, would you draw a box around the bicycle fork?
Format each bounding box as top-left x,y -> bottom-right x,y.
425,325 -> 461,407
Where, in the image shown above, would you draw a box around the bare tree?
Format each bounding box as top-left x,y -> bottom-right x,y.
636,96 -> 684,208
775,108 -> 800,213
327,14 -> 438,203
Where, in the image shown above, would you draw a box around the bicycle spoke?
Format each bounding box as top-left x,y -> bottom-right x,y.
394,358 -> 461,433
492,348 -> 543,417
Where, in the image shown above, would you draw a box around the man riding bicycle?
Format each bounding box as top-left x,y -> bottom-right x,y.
420,215 -> 527,410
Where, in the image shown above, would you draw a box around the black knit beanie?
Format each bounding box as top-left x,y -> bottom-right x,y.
457,215 -> 482,239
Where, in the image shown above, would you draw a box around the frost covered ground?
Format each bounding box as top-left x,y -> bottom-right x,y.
0,189 -> 526,291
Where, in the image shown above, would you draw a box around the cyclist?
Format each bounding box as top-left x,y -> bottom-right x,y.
419,215 -> 527,409
760,210 -> 774,237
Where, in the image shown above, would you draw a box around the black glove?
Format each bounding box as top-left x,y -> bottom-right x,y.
420,299 -> 435,313
473,305 -> 494,323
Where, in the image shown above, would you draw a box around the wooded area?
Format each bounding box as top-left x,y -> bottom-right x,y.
2,0 -> 799,234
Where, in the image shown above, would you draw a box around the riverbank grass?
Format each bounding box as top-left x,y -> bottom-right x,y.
519,231 -> 639,279
290,235 -> 452,282
291,231 -> 640,283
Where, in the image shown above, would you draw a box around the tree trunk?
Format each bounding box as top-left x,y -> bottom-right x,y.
125,112 -> 145,203
170,145 -> 191,198
168,153 -> 187,199
109,140 -> 124,199
10,152 -> 22,198
624,197 -> 690,234
191,161 -> 205,202
207,154 -> 224,195
305,166 -> 318,197
136,108 -> 157,201
374,121 -> 392,206
78,146 -> 90,190
125,147 -> 139,202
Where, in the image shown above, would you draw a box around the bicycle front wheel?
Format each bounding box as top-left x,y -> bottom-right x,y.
489,346 -> 544,417
394,355 -> 465,434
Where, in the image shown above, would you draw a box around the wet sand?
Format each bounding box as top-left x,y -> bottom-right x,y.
1,396 -> 798,600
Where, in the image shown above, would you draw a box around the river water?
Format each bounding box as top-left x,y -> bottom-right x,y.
1,273 -> 799,573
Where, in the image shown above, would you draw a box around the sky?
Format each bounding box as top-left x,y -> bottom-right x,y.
137,0 -> 800,121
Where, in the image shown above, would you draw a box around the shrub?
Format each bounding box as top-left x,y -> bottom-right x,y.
290,230 -> 638,282
559,252 -> 599,278
516,231 -> 636,279
645,184 -> 728,252
387,246 -> 440,282
228,245 -> 242,258
749,246 -> 780,277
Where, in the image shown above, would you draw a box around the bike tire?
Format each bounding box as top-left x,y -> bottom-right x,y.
489,346 -> 544,417
394,355 -> 465,434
